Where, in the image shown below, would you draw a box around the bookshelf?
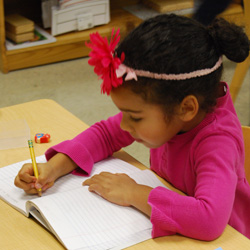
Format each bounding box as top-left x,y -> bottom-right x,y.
0,0 -> 244,73
0,0 -> 142,73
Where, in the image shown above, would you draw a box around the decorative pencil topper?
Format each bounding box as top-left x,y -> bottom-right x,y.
86,28 -> 125,95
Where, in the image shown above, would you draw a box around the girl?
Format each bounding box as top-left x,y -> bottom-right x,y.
15,14 -> 250,241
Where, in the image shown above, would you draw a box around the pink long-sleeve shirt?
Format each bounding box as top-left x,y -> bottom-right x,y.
45,83 -> 250,241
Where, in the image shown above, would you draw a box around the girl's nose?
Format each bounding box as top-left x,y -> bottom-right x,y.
120,113 -> 133,133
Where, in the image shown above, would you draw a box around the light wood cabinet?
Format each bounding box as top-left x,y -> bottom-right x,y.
0,0 -> 244,73
0,0 -> 142,73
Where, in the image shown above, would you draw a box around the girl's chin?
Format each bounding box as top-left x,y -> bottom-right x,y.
141,141 -> 154,148
143,141 -> 162,149
134,138 -> 161,148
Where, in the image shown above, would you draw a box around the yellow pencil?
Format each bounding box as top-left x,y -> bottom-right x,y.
28,140 -> 42,196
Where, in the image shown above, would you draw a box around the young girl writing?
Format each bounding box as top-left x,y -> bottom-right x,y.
15,14 -> 250,240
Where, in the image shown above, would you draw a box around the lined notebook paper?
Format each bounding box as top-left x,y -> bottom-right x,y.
0,156 -> 167,250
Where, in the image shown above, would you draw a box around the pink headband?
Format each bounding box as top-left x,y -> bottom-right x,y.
86,29 -> 223,95
116,57 -> 222,81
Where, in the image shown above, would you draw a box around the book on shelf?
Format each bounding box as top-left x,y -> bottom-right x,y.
0,155 -> 168,250
5,25 -> 56,51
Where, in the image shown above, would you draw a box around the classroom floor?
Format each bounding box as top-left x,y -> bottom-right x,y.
0,56 -> 249,167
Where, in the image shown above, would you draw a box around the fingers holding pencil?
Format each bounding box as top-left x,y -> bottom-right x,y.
14,162 -> 55,195
14,163 -> 38,194
14,143 -> 74,196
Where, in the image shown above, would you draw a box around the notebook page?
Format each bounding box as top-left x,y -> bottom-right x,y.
28,169 -> 167,250
0,155 -> 140,215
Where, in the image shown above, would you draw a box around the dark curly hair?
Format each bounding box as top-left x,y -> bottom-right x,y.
115,14 -> 249,119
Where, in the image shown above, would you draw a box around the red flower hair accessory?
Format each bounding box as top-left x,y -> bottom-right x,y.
86,28 -> 125,95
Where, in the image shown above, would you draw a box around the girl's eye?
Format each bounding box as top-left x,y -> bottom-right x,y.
130,116 -> 142,122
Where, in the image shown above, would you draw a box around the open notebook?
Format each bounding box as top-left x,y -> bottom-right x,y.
0,155 -> 167,250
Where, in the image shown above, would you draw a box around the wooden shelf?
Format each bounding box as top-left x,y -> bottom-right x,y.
0,1 -> 142,73
0,0 -> 244,73
143,0 -> 244,25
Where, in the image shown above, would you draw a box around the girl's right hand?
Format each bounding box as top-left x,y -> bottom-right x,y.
14,153 -> 78,195
14,162 -> 57,195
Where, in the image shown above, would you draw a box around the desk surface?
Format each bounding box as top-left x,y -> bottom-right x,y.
1,99 -> 250,250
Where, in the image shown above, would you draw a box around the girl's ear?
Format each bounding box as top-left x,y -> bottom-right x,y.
178,95 -> 200,122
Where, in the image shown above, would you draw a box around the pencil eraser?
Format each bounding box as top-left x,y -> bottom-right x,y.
35,133 -> 50,143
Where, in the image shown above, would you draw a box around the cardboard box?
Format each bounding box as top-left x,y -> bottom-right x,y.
52,0 -> 110,36
6,31 -> 34,43
5,14 -> 34,34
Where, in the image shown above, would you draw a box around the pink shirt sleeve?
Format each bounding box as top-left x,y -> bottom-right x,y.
148,134 -> 240,240
45,112 -> 134,175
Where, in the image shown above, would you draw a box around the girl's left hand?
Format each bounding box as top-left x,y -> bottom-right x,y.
82,172 -> 138,206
